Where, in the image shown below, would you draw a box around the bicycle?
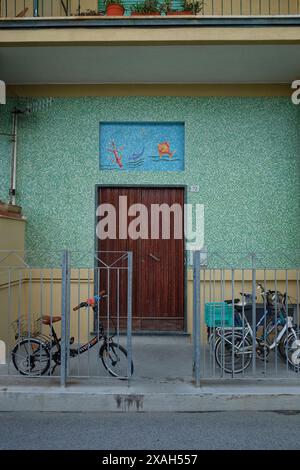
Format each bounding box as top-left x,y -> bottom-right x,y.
211,285 -> 300,374
256,282 -> 299,361
11,290 -> 134,379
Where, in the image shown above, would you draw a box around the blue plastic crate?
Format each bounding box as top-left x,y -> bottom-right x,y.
205,302 -> 234,327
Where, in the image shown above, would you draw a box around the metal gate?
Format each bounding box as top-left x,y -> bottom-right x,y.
0,250 -> 133,385
192,250 -> 300,386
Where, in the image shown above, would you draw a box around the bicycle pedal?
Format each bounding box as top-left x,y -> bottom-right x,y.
69,337 -> 74,345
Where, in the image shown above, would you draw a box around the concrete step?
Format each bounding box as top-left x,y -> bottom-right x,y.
1,381 -> 300,412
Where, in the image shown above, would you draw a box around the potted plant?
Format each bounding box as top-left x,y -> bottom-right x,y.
76,9 -> 104,16
131,0 -> 161,16
167,0 -> 205,15
130,2 -> 145,15
160,0 -> 172,15
105,0 -> 125,16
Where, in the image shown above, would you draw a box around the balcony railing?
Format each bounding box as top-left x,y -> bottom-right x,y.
0,1 -> 299,18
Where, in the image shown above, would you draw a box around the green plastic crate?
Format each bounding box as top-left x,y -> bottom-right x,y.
205,302 -> 234,327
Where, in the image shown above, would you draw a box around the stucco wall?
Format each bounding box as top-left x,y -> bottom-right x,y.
0,96 -> 299,265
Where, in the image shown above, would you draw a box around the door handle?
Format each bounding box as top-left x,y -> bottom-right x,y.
149,253 -> 160,262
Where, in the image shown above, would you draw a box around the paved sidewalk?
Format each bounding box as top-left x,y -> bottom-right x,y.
1,335 -> 300,412
1,379 -> 300,412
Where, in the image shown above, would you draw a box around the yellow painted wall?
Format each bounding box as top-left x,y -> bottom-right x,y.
7,84 -> 292,98
187,269 -> 300,344
1,26 -> 300,46
0,267 -> 95,351
0,266 -> 299,356
0,216 -> 26,348
0,272 -> 25,349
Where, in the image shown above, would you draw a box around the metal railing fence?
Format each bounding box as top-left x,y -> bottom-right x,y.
193,250 -> 300,386
0,249 -> 133,385
0,0 -> 299,18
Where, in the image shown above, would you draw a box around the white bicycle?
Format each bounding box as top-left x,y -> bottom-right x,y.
212,286 -> 300,374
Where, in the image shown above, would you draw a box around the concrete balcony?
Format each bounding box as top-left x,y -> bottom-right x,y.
0,0 -> 300,26
1,0 -> 300,86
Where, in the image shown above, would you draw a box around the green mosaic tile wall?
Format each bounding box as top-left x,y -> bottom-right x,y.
0,97 -> 299,266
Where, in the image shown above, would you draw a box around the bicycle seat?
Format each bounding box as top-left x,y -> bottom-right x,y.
224,299 -> 240,304
42,315 -> 61,325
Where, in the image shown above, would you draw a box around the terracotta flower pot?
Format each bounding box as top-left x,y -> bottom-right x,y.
106,4 -> 125,16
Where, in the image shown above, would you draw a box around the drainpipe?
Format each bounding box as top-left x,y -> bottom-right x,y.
9,109 -> 19,206
33,0 -> 39,17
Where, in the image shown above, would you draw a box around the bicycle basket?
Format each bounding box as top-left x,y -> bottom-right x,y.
205,302 -> 234,327
11,315 -> 42,339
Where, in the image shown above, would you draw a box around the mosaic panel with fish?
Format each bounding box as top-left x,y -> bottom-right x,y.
99,122 -> 184,171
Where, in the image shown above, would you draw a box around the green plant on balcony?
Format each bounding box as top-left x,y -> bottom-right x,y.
160,0 -> 172,15
131,0 -> 161,16
76,9 -> 104,16
182,0 -> 205,13
165,0 -> 205,15
105,0 -> 125,16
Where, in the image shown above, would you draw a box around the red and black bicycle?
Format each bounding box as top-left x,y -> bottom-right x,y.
11,290 -> 134,379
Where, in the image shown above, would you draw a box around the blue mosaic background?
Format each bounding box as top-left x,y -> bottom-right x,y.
0,97 -> 299,266
100,122 -> 184,171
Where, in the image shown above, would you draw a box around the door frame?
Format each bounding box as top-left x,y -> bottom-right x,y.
94,184 -> 188,334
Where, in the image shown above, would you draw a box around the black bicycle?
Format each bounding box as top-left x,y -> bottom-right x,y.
11,290 -> 134,379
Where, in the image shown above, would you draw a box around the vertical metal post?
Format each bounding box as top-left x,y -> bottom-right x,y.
285,269 -> 289,373
33,0 -> 39,16
297,269 -> 299,374
61,250 -> 70,387
7,269 -> 12,374
231,268 -> 235,377
251,253 -> 256,376
127,251 -> 133,384
193,250 -> 201,387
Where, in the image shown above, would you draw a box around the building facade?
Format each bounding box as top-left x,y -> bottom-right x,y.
0,1 -> 299,340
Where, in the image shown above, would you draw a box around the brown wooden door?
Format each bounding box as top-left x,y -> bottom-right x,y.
97,187 -> 185,331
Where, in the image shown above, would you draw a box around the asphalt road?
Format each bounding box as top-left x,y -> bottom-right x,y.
0,411 -> 300,450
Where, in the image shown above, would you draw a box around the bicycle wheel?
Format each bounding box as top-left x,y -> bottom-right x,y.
214,332 -> 253,374
265,318 -> 286,360
100,341 -> 133,379
12,338 -> 50,376
281,331 -> 300,372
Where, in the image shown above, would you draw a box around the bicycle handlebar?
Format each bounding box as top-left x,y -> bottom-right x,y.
72,290 -> 106,311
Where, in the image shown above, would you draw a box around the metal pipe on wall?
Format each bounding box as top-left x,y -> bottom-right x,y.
33,0 -> 39,17
9,109 -> 18,206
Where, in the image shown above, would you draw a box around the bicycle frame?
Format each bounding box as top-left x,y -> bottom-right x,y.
49,320 -> 109,359
11,292 -> 133,379
213,301 -> 295,355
